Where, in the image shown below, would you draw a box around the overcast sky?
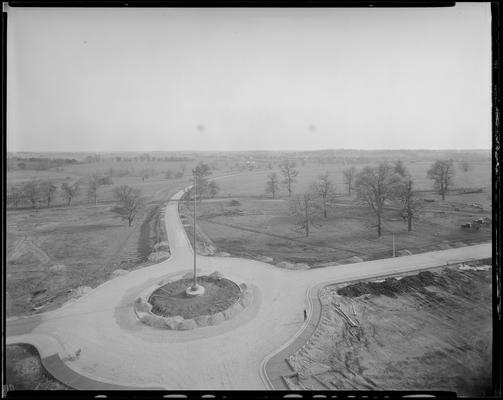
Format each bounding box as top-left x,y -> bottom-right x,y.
7,4 -> 491,152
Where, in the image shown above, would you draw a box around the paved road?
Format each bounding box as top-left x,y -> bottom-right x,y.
6,180 -> 492,390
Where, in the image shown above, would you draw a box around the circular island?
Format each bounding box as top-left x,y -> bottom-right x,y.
134,272 -> 253,330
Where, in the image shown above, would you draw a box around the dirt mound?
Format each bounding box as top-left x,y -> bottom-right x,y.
257,255 -> 274,263
337,271 -> 439,298
72,286 -> 92,297
147,251 -> 170,262
153,241 -> 170,252
110,269 -> 129,278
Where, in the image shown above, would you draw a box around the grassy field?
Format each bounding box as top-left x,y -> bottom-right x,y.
184,187 -> 491,266
5,170 -> 194,317
5,151 -> 244,317
177,157 -> 491,265
5,344 -> 70,390
215,159 -> 492,198
284,262 -> 492,396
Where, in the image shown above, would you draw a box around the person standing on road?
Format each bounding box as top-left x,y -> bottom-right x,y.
303,309 -> 307,321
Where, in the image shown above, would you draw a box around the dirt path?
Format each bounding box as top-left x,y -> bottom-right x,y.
6,176 -> 492,390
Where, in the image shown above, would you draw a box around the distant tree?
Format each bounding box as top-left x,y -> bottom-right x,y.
279,159 -> 299,197
111,185 -> 144,226
7,185 -> 24,208
459,160 -> 471,173
115,156 -> 122,162
315,172 -> 336,219
18,162 -> 26,170
193,161 -> 212,179
175,170 -> 184,179
427,160 -> 455,200
207,180 -> 220,198
34,159 -> 51,171
355,163 -> 401,237
185,162 -> 217,200
289,190 -> 323,237
342,166 -> 357,195
140,169 -> 150,182
265,172 -> 280,199
394,160 -> 408,177
268,162 -> 273,169
396,176 -> 421,232
21,180 -> 41,208
87,172 -> 101,204
61,181 -> 81,206
39,180 -> 58,207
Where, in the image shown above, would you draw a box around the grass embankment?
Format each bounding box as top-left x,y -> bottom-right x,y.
5,344 -> 70,390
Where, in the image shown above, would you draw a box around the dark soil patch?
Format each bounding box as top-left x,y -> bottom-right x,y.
148,275 -> 241,319
5,344 -> 70,390
337,270 -> 442,298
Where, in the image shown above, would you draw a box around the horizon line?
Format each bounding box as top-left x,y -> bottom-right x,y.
6,148 -> 492,154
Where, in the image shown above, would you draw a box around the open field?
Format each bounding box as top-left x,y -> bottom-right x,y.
178,155 -> 491,266
6,152 -> 241,317
5,177 -> 186,317
284,261 -> 492,396
215,159 -> 492,198
182,188 -> 491,266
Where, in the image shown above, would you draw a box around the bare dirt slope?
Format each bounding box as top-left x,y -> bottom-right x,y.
285,262 -> 492,396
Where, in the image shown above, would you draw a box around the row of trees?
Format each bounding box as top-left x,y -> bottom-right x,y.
267,159 -> 455,238
265,160 -> 360,200
7,178 -> 145,227
7,172 -> 115,209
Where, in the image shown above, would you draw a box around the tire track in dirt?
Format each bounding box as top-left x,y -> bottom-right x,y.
202,219 -> 365,256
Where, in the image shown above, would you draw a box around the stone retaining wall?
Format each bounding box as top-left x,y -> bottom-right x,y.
134,272 -> 252,330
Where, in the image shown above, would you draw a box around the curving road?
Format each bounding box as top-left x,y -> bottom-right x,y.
6,180 -> 492,390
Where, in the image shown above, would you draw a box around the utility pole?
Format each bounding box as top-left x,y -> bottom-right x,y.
193,172 -> 197,289
392,233 -> 396,257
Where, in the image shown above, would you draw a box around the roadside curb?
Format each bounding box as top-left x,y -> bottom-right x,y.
6,334 -> 166,390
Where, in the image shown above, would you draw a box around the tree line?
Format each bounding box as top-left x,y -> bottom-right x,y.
264,158 -> 455,237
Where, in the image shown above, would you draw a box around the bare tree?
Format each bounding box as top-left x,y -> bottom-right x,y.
187,162 -> 217,200
342,166 -> 357,195
279,159 -> 299,197
265,172 -> 280,199
207,180 -> 220,198
111,185 -> 144,226
396,176 -> 421,232
87,172 -> 101,204
7,185 -> 24,208
39,180 -> 58,207
355,163 -> 401,237
394,160 -> 408,177
427,160 -> 455,200
61,181 -> 81,206
459,160 -> 471,173
315,172 -> 336,219
140,169 -> 151,182
21,180 -> 41,208
289,190 -> 323,237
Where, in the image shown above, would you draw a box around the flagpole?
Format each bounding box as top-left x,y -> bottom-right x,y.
193,173 -> 197,289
